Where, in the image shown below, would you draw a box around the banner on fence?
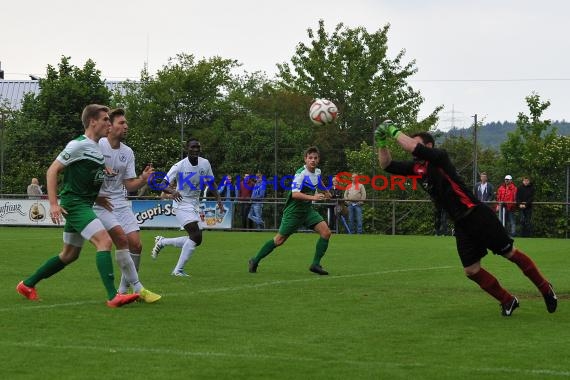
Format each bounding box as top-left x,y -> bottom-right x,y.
0,198 -> 233,229
0,199 -> 54,226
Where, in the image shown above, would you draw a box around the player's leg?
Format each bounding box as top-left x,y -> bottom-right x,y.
107,225 -> 143,293
123,229 -> 161,302
455,207 -> 518,316
170,203 -> 202,276
171,221 -> 201,276
480,204 -> 557,313
503,247 -> 557,313
96,206 -> 141,293
308,211 -> 331,275
17,236 -> 82,301
17,207 -> 87,301
249,210 -> 298,273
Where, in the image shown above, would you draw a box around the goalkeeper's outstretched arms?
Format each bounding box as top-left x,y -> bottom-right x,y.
375,120 -> 422,164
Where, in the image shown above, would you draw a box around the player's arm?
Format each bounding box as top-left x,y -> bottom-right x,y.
124,163 -> 154,192
46,159 -> 66,224
292,191 -> 325,201
375,122 -> 395,169
161,182 -> 182,202
315,175 -> 332,199
206,181 -> 225,213
376,120 -> 420,156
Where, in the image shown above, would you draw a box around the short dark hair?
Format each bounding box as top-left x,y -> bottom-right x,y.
81,104 -> 109,128
304,146 -> 320,157
109,108 -> 126,124
186,138 -> 200,146
411,132 -> 435,146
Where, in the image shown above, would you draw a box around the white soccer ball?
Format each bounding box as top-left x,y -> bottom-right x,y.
309,99 -> 338,126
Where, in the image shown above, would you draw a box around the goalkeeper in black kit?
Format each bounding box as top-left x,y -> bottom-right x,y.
375,120 -> 557,317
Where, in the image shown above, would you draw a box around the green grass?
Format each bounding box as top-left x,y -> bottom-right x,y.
1,227 -> 569,379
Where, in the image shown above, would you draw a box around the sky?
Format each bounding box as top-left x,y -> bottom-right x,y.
2,0 -> 569,129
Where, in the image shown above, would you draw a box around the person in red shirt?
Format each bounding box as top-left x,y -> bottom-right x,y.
496,175 -> 517,236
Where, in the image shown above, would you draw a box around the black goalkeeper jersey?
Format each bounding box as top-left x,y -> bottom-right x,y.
385,144 -> 480,221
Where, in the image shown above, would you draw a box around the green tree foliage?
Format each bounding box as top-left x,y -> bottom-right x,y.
113,54 -> 240,173
277,19 -> 441,170
2,57 -> 110,193
500,93 -> 570,237
501,93 -> 565,199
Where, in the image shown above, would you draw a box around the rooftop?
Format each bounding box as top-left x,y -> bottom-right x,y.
0,80 -> 130,110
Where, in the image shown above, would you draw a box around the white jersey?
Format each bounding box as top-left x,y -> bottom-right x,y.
167,156 -> 214,207
98,137 -> 137,208
291,166 -> 321,194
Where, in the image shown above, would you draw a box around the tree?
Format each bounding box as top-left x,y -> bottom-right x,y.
501,93 -> 561,199
277,19 -> 441,170
3,57 -> 110,193
112,54 -> 241,172
500,93 -> 570,237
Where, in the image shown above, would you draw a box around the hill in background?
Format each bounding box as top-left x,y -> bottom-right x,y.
441,121 -> 570,149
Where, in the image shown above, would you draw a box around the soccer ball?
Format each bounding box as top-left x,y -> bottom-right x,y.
309,99 -> 338,126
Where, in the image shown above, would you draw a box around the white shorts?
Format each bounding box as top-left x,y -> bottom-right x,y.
94,204 -> 140,235
175,202 -> 204,229
63,218 -> 106,247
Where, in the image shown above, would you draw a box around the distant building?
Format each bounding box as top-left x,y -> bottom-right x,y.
0,80 -> 130,110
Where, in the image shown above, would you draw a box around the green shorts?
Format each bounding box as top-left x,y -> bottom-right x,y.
61,200 -> 98,234
278,207 -> 324,236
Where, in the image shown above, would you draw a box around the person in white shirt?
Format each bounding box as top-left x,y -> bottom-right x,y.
475,172 -> 495,205
93,108 -> 160,302
151,138 -> 224,277
27,178 -> 43,200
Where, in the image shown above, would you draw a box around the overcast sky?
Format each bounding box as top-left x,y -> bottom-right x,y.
2,0 -> 569,129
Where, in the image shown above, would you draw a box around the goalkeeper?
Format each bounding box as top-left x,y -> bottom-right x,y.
375,121 -> 557,317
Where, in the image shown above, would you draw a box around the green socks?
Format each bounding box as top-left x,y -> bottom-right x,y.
312,237 -> 329,265
96,251 -> 117,300
24,255 -> 66,287
253,239 -> 277,263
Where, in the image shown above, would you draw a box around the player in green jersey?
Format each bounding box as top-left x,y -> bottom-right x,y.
248,146 -> 332,275
16,104 -> 139,308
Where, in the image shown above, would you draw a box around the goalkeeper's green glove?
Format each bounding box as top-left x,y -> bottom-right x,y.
380,120 -> 401,138
374,126 -> 388,148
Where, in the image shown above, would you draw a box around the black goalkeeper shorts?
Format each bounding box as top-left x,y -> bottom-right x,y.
453,204 -> 514,267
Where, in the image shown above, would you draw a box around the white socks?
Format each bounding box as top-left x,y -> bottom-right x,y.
173,239 -> 196,273
161,236 -> 188,248
115,249 -> 142,293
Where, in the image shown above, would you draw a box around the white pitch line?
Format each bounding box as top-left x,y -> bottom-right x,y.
2,265 -> 454,313
176,265 -> 455,296
0,341 -> 569,377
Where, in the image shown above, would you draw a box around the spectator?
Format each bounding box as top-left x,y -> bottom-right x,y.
434,205 -> 448,236
218,175 -> 239,202
27,178 -> 43,200
344,173 -> 366,234
248,170 -> 266,230
516,176 -> 535,237
329,176 -> 350,233
238,173 -> 255,229
496,175 -> 517,236
475,172 -> 494,205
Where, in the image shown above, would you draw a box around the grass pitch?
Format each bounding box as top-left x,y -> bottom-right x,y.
1,227 -> 569,379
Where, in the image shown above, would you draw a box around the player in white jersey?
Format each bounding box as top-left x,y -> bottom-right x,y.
93,108 -> 160,302
151,138 -> 224,276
